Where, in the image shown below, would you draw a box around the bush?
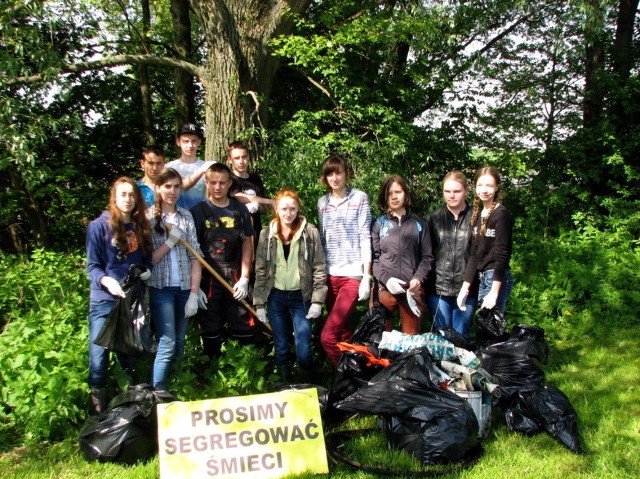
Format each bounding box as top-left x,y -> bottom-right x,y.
0,250 -> 89,445
509,206 -> 640,339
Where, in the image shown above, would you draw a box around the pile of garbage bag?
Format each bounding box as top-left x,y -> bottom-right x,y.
324,306 -> 584,469
78,384 -> 178,464
481,323 -> 584,454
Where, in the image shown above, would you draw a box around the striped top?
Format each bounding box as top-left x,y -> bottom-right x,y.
317,187 -> 372,277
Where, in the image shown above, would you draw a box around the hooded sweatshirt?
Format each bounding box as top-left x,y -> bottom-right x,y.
317,187 -> 372,277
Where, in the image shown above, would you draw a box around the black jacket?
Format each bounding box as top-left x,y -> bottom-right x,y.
372,211 -> 433,291
425,204 -> 473,297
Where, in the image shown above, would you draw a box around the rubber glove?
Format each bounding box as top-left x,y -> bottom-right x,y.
233,277 -> 249,300
245,201 -> 260,214
406,290 -> 420,316
456,287 -> 469,311
197,289 -> 208,309
481,291 -> 498,310
185,292 -> 199,318
139,269 -> 151,282
386,277 -> 406,295
358,274 -> 371,301
101,276 -> 125,298
306,303 -> 322,319
256,308 -> 268,324
165,227 -> 183,248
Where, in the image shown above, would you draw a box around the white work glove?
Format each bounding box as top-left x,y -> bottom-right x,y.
233,277 -> 249,300
406,290 -> 420,316
456,287 -> 469,311
256,308 -> 268,324
185,292 -> 199,318
481,291 -> 498,310
165,227 -> 183,248
101,276 -> 125,298
358,274 -> 371,301
197,289 -> 208,309
245,201 -> 260,214
306,303 -> 322,319
386,277 -> 406,295
139,269 -> 151,282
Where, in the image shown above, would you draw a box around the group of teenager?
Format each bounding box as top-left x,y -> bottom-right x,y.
85,123 -> 514,415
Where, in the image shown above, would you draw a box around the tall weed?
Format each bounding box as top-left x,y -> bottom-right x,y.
510,207 -> 640,339
0,250 -> 88,444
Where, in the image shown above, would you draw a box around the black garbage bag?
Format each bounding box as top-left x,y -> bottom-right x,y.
509,324 -> 549,364
78,384 -> 178,464
335,349 -> 479,465
331,305 -> 389,403
273,383 -> 329,417
436,326 -> 473,350
505,386 -> 584,454
94,264 -> 156,356
476,307 -> 508,346
349,303 -> 389,353
481,338 -> 546,403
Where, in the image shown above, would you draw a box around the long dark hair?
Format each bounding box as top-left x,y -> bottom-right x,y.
107,177 -> 152,255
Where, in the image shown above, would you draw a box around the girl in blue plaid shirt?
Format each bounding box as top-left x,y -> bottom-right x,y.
146,168 -> 203,391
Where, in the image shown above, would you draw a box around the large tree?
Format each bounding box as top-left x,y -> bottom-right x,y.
4,0 -> 312,161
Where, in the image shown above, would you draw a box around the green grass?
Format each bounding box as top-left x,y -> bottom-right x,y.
1,326 -> 639,479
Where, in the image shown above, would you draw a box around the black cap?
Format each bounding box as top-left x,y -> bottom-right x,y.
177,123 -> 203,139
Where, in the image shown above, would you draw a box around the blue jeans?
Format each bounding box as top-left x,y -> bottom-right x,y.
426,294 -> 477,339
88,299 -> 136,389
149,287 -> 190,389
267,289 -> 312,371
478,269 -> 514,312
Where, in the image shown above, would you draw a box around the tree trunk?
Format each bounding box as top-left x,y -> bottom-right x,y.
172,0 -> 196,130
190,0 -> 311,161
8,168 -> 49,249
582,0 -> 605,128
139,0 -> 155,145
611,0 -> 639,145
612,0 -> 639,80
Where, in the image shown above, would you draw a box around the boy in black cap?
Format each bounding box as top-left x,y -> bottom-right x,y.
166,123 -> 214,210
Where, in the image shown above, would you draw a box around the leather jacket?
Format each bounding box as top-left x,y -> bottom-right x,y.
425,204 -> 473,296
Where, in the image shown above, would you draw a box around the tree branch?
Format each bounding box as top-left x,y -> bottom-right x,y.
3,54 -> 208,86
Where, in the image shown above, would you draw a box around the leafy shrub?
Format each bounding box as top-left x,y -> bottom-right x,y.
0,250 -> 89,445
509,205 -> 640,339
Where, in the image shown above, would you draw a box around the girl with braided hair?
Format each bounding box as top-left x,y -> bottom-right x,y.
146,168 -> 203,391
456,166 -> 514,313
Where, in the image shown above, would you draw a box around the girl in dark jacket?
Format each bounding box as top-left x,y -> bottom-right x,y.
372,174 -> 433,334
85,177 -> 153,414
457,166 -> 514,313
426,171 -> 477,338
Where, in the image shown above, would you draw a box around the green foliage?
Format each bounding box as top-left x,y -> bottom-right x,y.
0,249 -> 88,445
509,202 -> 640,339
168,330 -> 278,401
3,325 -> 640,477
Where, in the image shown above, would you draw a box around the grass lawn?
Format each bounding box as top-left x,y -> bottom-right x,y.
1,325 -> 639,479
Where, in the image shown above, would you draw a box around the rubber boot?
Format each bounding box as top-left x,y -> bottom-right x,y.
89,387 -> 107,416
202,335 -> 223,359
299,366 -> 314,384
277,365 -> 292,383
